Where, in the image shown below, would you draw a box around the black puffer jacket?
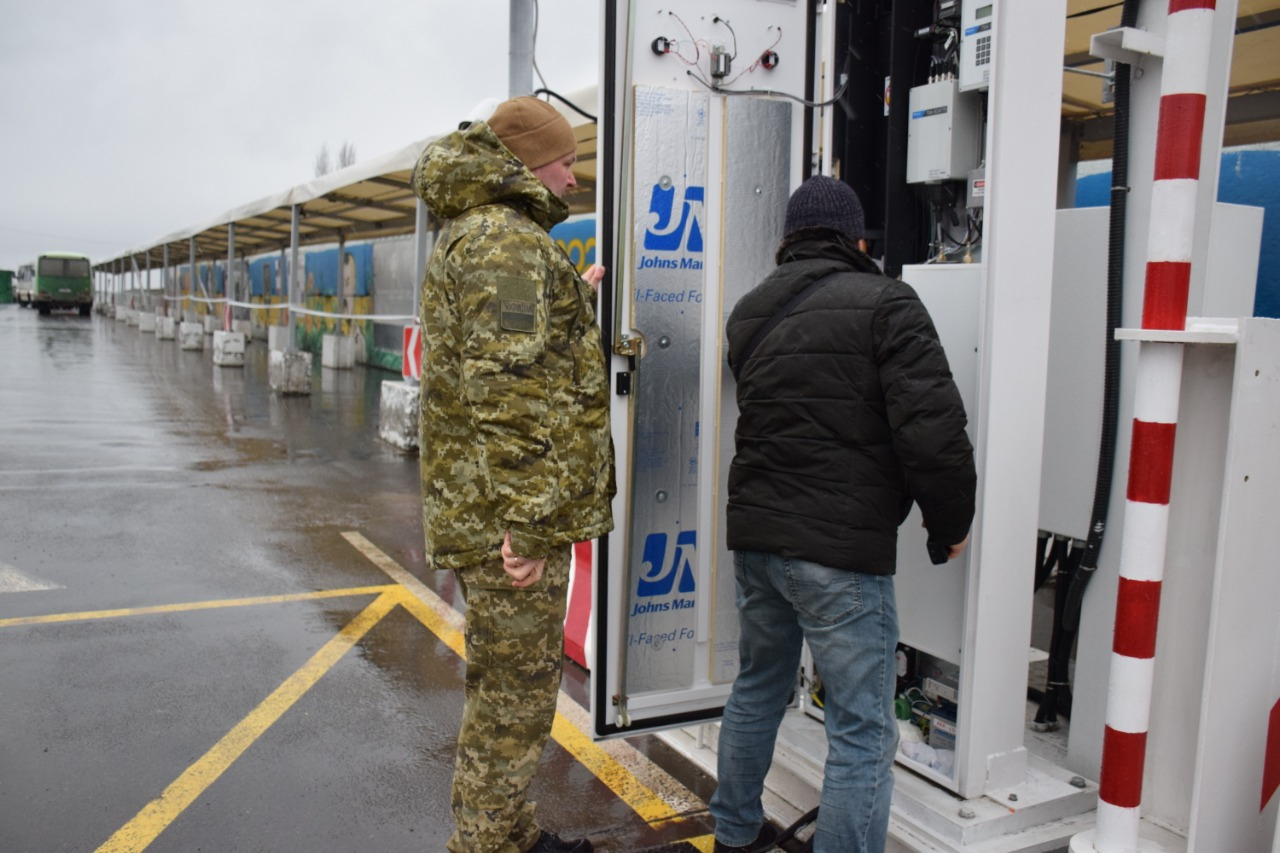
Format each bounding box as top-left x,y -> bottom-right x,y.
725,234 -> 975,574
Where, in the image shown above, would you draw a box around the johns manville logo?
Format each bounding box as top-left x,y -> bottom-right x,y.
632,530 -> 697,616
640,182 -> 705,269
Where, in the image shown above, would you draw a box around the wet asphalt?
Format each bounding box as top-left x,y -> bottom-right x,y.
0,304 -> 718,853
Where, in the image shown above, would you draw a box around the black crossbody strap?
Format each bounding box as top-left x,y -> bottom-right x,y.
739,271 -> 839,364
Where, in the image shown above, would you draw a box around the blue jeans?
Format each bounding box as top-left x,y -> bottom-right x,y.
710,551 -> 899,853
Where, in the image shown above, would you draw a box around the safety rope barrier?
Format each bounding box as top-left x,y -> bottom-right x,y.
150,293 -> 415,324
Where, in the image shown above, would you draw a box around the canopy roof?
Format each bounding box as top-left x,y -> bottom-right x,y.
100,90 -> 598,271
1065,0 -> 1280,158
99,5 -> 1280,270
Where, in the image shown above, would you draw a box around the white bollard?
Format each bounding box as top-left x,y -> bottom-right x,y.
212,331 -> 246,367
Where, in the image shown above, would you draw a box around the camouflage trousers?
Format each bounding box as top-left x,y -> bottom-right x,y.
447,543 -> 572,853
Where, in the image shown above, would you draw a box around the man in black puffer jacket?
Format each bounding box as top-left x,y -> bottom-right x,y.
709,176 -> 976,853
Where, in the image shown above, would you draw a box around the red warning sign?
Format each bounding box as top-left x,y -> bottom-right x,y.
403,325 -> 422,381
1264,697 -> 1280,810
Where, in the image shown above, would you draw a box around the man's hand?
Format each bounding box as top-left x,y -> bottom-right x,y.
582,264 -> 606,292
924,518 -> 971,563
946,533 -> 970,560
502,531 -> 547,588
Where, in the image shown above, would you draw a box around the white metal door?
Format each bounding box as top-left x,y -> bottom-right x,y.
592,0 -> 818,738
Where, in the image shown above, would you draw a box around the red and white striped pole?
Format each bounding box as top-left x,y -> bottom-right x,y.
1091,2 -> 1217,851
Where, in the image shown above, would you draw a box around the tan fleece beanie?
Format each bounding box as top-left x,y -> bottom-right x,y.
487,96 -> 576,170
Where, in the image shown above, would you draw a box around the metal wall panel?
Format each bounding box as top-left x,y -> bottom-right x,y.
623,86 -> 711,693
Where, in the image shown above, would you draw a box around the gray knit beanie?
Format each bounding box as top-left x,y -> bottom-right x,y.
783,176 -> 865,241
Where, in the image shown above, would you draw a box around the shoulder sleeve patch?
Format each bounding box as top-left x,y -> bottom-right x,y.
497,275 -> 538,333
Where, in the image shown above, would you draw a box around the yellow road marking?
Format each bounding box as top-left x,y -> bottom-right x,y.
341,532 -> 693,830
394,588 -> 467,658
551,712 -> 685,825
94,590 -> 399,853
0,585 -> 397,628
5,533 -> 712,850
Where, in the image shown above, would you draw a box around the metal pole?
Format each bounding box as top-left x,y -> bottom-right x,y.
337,233 -> 346,336
227,222 -> 235,331
509,0 -> 535,97
1083,3 -> 1220,852
288,204 -> 300,351
145,252 -> 152,312
279,245 -> 287,329
189,237 -> 197,321
413,198 -> 429,321
163,244 -> 170,317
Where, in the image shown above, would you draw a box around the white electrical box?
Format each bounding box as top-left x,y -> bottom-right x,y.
906,80 -> 982,184
959,0 -> 996,92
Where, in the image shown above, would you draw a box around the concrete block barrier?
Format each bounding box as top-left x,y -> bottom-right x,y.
269,349 -> 312,395
179,322 -> 204,351
212,331 -> 246,367
378,380 -> 420,451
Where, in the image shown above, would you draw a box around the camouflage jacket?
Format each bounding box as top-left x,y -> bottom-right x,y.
411,120 -> 615,571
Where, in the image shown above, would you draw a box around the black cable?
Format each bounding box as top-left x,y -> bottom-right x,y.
1062,0 -> 1139,634
1036,540 -> 1084,726
712,15 -> 738,59
773,806 -> 819,850
686,49 -> 853,109
532,87 -> 598,123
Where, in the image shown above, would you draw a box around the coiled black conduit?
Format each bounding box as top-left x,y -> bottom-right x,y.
1038,0 -> 1140,727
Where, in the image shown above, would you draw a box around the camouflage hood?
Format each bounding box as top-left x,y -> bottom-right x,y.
411,120 -> 569,231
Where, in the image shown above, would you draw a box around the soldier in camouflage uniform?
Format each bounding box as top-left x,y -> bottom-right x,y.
411,96 -> 615,853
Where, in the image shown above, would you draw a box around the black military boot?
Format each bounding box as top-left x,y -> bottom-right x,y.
527,829 -> 593,853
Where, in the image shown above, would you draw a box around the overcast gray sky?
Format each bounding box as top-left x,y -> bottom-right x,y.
0,0 -> 600,271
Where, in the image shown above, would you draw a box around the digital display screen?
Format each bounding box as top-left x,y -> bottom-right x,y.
977,4 -> 993,17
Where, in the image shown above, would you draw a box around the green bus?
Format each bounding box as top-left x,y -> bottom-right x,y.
29,252 -> 93,316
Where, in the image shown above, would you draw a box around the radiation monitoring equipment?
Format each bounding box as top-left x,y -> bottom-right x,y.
594,0 -> 1009,802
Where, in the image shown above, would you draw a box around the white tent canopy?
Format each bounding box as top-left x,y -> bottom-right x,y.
97,87 -> 598,272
